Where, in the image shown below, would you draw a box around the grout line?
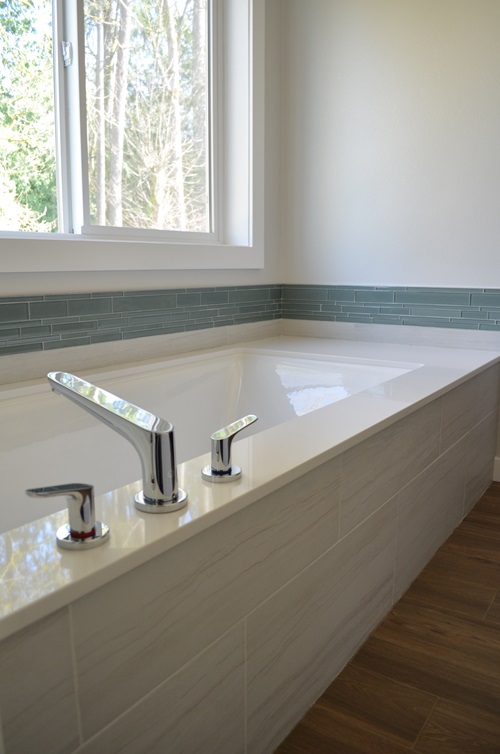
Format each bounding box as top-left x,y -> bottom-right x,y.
68,604 -> 84,746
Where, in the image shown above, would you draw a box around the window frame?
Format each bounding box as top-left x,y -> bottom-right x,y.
0,0 -> 265,272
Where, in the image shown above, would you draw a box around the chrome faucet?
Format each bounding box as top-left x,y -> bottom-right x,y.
202,414 -> 258,482
47,372 -> 187,513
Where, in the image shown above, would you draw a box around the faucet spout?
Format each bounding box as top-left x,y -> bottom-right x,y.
47,372 -> 187,513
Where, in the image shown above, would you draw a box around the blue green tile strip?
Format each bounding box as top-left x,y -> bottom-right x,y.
0,285 -> 282,357
282,285 -> 500,332
3,284 -> 500,357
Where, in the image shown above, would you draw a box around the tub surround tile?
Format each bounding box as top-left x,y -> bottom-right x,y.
440,365 -> 500,452
78,624 -> 246,754
71,457 -> 341,737
246,498 -> 397,754
0,609 -> 79,754
0,334 -> 498,752
394,444 -> 467,602
463,411 -> 499,514
340,402 -> 441,537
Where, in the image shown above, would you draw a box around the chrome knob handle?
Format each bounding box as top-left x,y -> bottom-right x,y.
202,414 -> 258,482
26,483 -> 110,550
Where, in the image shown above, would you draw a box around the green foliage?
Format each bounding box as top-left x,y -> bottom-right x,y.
0,0 -> 57,231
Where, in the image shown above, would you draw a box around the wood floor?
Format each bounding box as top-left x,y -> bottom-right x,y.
275,482 -> 500,753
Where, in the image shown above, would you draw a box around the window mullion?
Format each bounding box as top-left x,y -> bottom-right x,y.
54,0 -> 90,234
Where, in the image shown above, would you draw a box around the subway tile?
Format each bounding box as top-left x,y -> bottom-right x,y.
471,292 -> 500,307
395,291 -> 471,306
372,315 -> 403,325
78,624 -> 245,754
327,289 -> 356,302
409,306 -> 463,318
0,609 -> 79,754
30,300 -> 67,319
200,290 -> 229,305
19,325 -> 52,338
176,292 -> 201,307
71,458 -> 340,737
52,321 -> 97,334
113,294 -> 177,313
340,305 -> 381,314
68,298 -> 112,316
335,314 -> 374,323
282,286 -> 329,302
355,290 -> 394,303
0,327 -> 20,339
228,288 -> 270,303
0,342 -> 42,356
127,312 -> 188,326
0,302 -> 29,324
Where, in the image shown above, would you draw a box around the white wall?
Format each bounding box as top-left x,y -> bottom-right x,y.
281,0 -> 500,288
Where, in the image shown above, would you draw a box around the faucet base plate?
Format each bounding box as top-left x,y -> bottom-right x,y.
201,465 -> 242,483
134,489 -> 188,513
56,521 -> 110,550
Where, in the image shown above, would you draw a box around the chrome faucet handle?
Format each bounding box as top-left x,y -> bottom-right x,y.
202,414 -> 258,482
47,372 -> 187,514
26,483 -> 110,550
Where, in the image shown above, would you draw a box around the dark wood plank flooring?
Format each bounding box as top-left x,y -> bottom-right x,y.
275,482 -> 500,753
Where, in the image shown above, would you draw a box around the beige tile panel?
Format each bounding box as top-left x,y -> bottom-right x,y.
246,498 -> 397,754
78,623 -> 245,754
394,443 -> 467,602
440,364 -> 500,453
463,410 -> 498,514
72,456 -> 341,738
340,400 -> 442,537
0,609 -> 79,754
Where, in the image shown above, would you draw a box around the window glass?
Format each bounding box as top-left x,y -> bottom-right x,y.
0,0 -> 57,232
84,0 -> 211,233
0,0 -> 212,235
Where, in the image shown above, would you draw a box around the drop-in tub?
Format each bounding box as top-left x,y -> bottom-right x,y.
0,335 -> 499,753
1,343 -> 418,533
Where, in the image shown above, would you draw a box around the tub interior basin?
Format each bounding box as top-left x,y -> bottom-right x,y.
0,347 -> 419,533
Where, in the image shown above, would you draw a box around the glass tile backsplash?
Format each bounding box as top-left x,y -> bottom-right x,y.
2,284 -> 500,357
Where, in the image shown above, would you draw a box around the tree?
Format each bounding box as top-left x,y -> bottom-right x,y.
0,0 -> 57,231
85,0 -> 209,232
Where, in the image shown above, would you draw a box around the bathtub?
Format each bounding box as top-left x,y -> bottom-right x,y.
1,344 -> 418,533
1,335 -> 499,754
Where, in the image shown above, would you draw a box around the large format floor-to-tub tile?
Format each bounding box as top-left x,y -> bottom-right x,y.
246,498 -> 397,754
71,457 -> 341,737
340,401 -> 441,536
0,608 -> 79,754
78,623 -> 245,754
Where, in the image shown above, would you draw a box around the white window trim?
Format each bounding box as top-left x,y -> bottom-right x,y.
0,0 -> 265,273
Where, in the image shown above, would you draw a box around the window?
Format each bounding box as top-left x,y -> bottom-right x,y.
0,0 -> 264,272
1,0 -> 214,237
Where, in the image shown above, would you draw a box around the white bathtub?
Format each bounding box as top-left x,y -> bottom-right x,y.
1,344 -> 417,533
1,335 -> 500,754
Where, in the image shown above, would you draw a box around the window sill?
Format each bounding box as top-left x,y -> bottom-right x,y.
0,234 -> 264,272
